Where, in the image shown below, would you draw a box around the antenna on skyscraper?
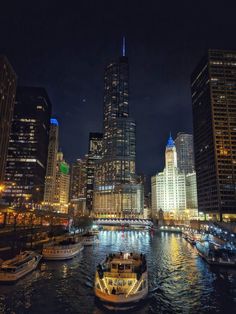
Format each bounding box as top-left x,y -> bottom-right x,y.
122,36 -> 126,57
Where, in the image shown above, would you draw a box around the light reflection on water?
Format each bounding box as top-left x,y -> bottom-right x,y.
0,230 -> 235,313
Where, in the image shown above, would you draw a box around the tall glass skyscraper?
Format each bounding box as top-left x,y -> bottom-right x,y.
0,56 -> 17,185
191,50 -> 236,220
4,86 -> 52,206
93,43 -> 143,218
86,132 -> 103,213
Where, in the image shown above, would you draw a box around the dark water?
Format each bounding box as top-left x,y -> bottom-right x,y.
0,230 -> 236,314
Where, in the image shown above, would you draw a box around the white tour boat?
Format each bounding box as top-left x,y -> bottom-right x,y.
0,251 -> 42,283
196,235 -> 236,267
42,238 -> 83,260
94,252 -> 148,309
82,232 -> 99,246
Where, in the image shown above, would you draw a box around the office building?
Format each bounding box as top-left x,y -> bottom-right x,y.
93,41 -> 143,218
86,132 -> 103,213
0,56 -> 17,185
70,158 -> 87,215
4,86 -> 52,206
43,118 -> 59,207
175,133 -> 195,174
186,172 -> 198,218
151,135 -> 186,219
54,152 -> 70,213
191,50 -> 236,220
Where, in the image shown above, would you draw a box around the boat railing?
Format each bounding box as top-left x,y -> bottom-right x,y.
44,244 -> 80,250
103,272 -> 137,279
107,253 -> 143,261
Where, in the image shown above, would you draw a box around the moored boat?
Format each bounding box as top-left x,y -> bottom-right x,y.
0,251 -> 42,283
42,238 -> 83,260
183,230 -> 201,245
82,232 -> 99,246
94,252 -> 148,310
196,235 -> 236,267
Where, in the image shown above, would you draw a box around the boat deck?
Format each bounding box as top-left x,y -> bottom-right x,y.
1,253 -> 34,269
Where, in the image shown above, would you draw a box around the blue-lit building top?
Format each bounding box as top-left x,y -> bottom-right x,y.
50,118 -> 59,126
166,134 -> 175,148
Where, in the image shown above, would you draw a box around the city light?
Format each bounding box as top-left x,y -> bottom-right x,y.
0,3 -> 235,313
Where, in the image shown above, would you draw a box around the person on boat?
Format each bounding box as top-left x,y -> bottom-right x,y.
111,287 -> 116,295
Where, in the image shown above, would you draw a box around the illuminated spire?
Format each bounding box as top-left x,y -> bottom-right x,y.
166,133 -> 175,148
122,36 -> 126,56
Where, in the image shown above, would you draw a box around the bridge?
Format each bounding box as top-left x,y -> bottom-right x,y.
94,218 -> 153,228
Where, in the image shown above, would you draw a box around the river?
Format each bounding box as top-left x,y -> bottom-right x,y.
0,230 -> 235,313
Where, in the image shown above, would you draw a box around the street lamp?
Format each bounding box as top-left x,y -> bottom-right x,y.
0,184 -> 5,193
0,184 -> 5,202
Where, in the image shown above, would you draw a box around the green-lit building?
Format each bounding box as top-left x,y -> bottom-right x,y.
54,152 -> 70,213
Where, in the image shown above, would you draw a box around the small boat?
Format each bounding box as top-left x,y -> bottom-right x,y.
42,238 -> 83,260
183,230 -> 201,245
82,232 -> 99,246
196,235 -> 236,267
90,229 -> 99,235
0,251 -> 42,283
94,252 -> 148,310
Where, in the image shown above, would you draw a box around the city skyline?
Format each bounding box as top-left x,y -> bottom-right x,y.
1,1 -> 236,176
0,3 -> 236,314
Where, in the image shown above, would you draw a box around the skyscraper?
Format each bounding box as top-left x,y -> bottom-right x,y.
175,133 -> 195,174
54,152 -> 70,213
4,86 -> 52,206
70,158 -> 87,215
151,135 -> 186,219
0,56 -> 17,185
186,172 -> 198,217
43,118 -> 59,207
86,132 -> 103,213
191,50 -> 236,220
93,42 -> 143,218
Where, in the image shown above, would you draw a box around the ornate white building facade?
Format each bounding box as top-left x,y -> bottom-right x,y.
152,135 -> 186,219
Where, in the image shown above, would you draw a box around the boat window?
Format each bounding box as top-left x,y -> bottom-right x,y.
118,264 -> 124,271
118,280 -> 123,286
125,264 -> 131,270
108,279 -> 113,285
128,280 -> 133,286
112,264 -> 117,269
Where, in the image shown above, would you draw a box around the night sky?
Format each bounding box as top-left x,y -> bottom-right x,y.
1,1 -> 236,177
